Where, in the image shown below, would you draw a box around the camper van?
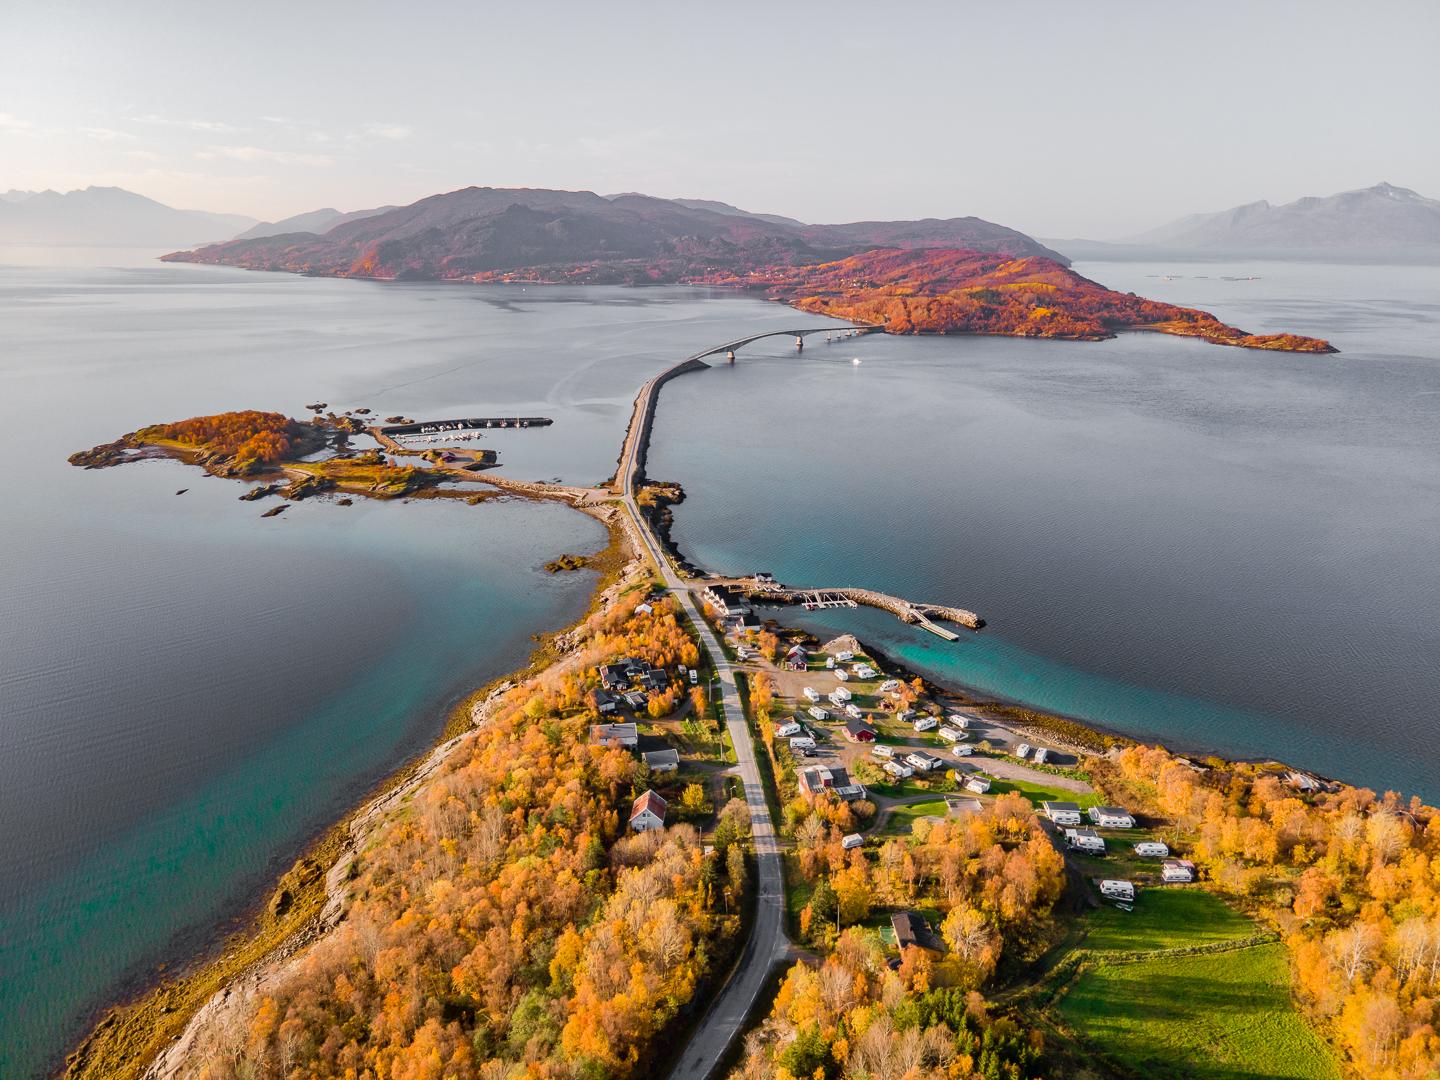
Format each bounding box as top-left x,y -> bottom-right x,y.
1099,880 -> 1136,903
803,687 -> 821,703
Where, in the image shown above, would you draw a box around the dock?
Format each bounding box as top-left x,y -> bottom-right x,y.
707,578 -> 983,637
380,416 -> 553,437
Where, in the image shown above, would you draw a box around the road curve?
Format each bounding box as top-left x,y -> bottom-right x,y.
615,346 -> 791,1080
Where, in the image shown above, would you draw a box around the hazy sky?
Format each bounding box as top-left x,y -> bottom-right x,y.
3,0 -> 1436,238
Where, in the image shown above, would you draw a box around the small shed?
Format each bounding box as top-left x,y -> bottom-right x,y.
642,748 -> 680,773
891,911 -> 945,954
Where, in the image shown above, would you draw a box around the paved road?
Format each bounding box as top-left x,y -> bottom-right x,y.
616,363 -> 789,1080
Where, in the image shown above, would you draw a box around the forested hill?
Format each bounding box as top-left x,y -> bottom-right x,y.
161,185 -> 1067,279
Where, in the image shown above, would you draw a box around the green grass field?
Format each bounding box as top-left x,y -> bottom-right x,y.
1054,890 -> 1338,1078
1081,889 -> 1256,953
987,776 -> 1100,808
880,798 -> 949,835
1058,942 -> 1339,1079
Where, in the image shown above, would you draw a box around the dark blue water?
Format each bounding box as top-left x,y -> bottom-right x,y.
650,261 -> 1440,800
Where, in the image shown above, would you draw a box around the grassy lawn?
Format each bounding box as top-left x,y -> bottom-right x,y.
988,776 -> 1100,808
1052,890 -> 1339,1079
1058,942 -> 1339,1079
1080,889 -> 1256,953
881,799 -> 950,835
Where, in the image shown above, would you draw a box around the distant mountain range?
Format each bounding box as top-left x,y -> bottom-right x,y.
1129,182 -> 1440,251
233,205 -> 396,241
0,186 -> 256,247
1049,182 -> 1440,262
162,186 -> 1067,279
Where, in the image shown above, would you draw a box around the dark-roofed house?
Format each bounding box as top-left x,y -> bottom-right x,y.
844,717 -> 877,743
590,721 -> 638,748
599,663 -> 630,691
629,790 -> 668,832
589,689 -> 619,715
891,911 -> 945,954
642,748 -> 680,773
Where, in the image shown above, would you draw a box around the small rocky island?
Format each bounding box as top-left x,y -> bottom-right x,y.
69,410 -> 456,502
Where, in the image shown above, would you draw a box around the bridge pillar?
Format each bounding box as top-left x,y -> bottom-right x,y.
795,336 -> 804,350
726,350 -> 736,362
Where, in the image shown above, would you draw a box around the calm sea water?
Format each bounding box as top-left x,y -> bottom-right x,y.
0,251 -> 825,1078
2,250 -> 1435,1075
649,261 -> 1440,800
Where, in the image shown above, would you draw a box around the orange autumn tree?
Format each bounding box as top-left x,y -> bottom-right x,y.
178,596 -> 740,1080
1109,744 -> 1440,1076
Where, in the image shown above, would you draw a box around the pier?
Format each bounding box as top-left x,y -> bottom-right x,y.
697,578 -> 983,638
380,416 -> 552,437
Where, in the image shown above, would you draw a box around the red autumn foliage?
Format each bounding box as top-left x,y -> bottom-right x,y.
696,248 -> 1337,354
137,411 -> 314,472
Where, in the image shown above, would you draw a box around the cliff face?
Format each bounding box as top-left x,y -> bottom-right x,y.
697,248 -> 1337,353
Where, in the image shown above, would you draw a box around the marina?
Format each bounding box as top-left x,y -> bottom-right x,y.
379,415 -> 553,437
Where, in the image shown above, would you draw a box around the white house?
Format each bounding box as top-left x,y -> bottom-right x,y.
1133,841 -> 1170,858
841,833 -> 864,850
1031,748 -> 1049,765
1043,801 -> 1084,827
590,722 -> 639,749
634,602 -> 654,615
630,790 -> 668,832
1089,805 -> 1136,829
1099,879 -> 1136,902
775,720 -> 803,738
803,687 -> 821,703
937,726 -> 967,744
884,760 -> 915,779
642,748 -> 680,773
1161,859 -> 1196,883
1065,828 -> 1106,854
964,775 -> 992,794
1014,743 -> 1031,760
913,715 -> 939,733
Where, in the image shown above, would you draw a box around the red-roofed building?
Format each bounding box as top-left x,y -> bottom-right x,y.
629,789 -> 668,832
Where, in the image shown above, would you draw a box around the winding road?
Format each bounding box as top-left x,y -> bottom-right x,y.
614,342 -> 796,1080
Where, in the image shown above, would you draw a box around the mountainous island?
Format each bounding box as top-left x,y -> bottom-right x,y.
161,185 -> 1335,353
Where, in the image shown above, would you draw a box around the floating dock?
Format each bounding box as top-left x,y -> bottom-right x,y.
381,416 -> 553,437
727,580 -> 982,637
